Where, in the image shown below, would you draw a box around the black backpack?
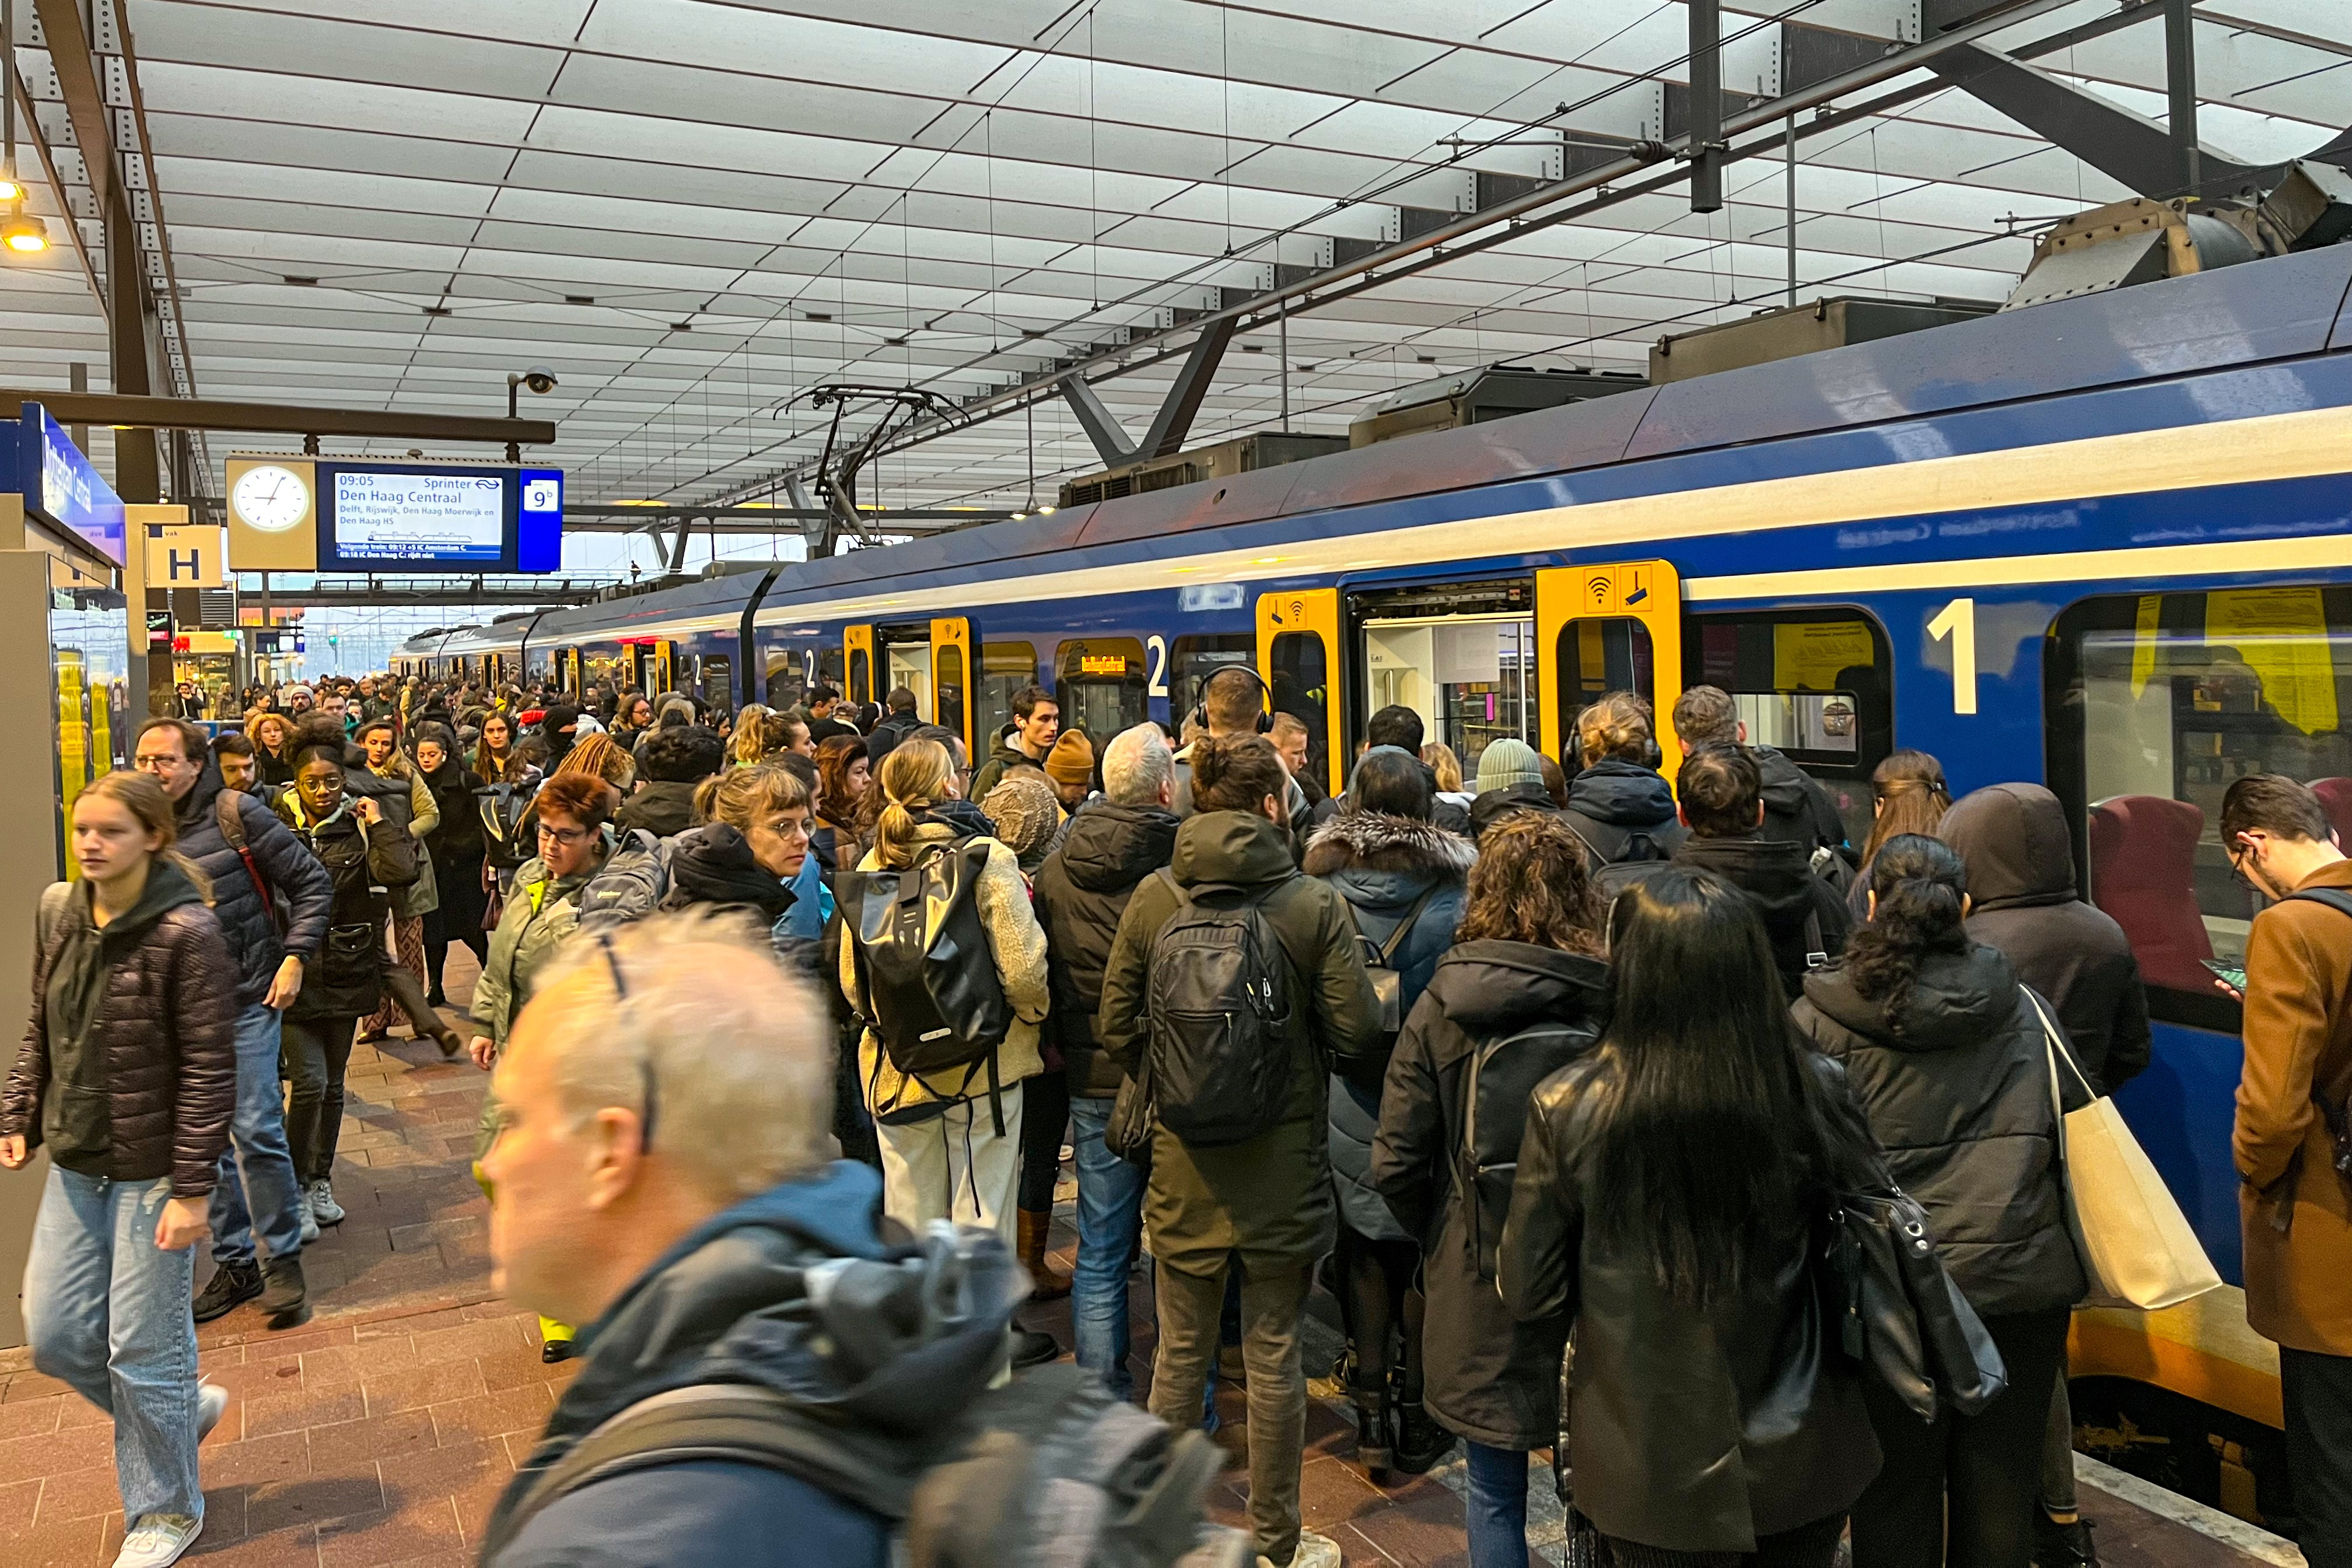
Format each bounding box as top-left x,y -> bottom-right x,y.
1144,869 -> 1296,1149
842,841 -> 1013,1126
1458,1020 -> 1597,1280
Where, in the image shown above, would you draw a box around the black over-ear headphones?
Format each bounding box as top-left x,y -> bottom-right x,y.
1191,664 -> 1276,735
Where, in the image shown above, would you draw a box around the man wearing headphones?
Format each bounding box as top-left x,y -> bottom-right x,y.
1171,666 -> 1315,848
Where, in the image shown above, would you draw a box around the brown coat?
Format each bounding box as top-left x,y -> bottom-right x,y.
4,870 -> 241,1198
2236,858 -> 2352,1356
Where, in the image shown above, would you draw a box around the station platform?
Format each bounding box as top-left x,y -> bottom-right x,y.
0,953 -> 2303,1567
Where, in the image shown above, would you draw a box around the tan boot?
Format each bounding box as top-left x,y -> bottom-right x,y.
1017,1208 -> 1072,1300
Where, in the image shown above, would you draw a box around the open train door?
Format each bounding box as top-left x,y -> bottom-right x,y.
843,624 -> 876,708
930,618 -> 974,761
1256,587 -> 1345,799
1536,559 -> 1686,780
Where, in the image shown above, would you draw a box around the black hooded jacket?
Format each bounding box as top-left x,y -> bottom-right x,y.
1940,783 -> 2151,1093
484,1163 -> 1020,1568
665,822 -> 794,925
1755,747 -> 1849,853
1559,758 -> 1688,868
1791,945 -> 2090,1318
1031,801 -> 1180,1098
1371,941 -> 1604,1448
1466,782 -> 1560,841
1671,833 -> 1850,998
615,779 -> 701,841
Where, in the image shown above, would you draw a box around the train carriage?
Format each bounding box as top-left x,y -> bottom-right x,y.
402,240 -> 2352,1521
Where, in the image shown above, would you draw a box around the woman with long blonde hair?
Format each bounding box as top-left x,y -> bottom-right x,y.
837,738 -> 1049,1251
729,704 -> 772,767
244,709 -> 296,788
2,771 -> 241,1564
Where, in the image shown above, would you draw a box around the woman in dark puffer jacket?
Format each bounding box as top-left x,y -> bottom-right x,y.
2,771 -> 240,1564
1372,811 -> 1606,1565
1304,746 -> 1472,1481
1790,834 -> 2089,1568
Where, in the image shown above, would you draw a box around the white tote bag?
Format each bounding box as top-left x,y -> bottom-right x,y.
2029,990 -> 2222,1310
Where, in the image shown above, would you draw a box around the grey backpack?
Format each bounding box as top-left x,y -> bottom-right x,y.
1144,871 -> 1296,1149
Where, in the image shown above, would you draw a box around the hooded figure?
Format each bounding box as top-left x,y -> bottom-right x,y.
1668,829 -> 1850,998
1558,757 -> 1688,870
1939,783 -> 2151,1094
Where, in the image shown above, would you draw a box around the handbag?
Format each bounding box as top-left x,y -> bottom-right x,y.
1105,1055 -> 1156,1171
1822,1184 -> 2008,1420
2029,990 -> 2222,1310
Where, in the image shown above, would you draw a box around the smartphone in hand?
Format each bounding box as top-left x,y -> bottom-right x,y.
2202,958 -> 2248,993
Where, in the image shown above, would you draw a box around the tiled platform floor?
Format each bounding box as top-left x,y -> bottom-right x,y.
0,949 -> 2294,1567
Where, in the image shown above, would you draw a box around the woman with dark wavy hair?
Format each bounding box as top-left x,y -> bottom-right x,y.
1791,834 -> 2087,1568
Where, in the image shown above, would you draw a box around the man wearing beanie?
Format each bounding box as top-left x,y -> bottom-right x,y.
1044,730 -> 1097,811
1468,737 -> 1563,840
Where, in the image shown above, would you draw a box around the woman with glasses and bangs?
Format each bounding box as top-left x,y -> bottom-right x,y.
467,771 -> 618,1364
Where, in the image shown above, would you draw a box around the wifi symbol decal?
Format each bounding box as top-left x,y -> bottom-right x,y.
1586,575 -> 1612,606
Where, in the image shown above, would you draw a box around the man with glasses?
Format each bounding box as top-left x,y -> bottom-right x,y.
2220,773 -> 2352,1566
133,718 -> 332,1327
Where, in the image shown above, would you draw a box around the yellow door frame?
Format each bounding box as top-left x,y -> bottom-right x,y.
844,624 -> 876,707
1535,559 -> 1686,781
930,617 -> 974,760
653,639 -> 673,696
1256,587 -> 1345,799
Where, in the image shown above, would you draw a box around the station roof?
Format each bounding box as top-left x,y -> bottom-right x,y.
2,1 -> 2345,520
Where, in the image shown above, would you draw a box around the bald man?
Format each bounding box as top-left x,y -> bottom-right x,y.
474,912 -> 1022,1568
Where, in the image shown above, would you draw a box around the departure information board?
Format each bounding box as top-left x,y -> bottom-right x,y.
300,461 -> 563,572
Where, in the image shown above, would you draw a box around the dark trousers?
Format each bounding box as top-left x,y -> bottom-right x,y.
1150,1256 -> 1314,1566
424,932 -> 487,1000
1017,1072 -> 1070,1212
281,1014 -> 356,1186
1335,1222 -> 1424,1408
1850,1306 -> 2070,1568
1602,1510 -> 1847,1568
2283,1346 -> 2352,1568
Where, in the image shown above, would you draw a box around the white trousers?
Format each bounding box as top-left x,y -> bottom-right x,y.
876,1091 -> 1024,1249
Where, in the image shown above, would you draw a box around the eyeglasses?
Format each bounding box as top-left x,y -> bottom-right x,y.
537,822 -> 590,846
132,752 -> 181,773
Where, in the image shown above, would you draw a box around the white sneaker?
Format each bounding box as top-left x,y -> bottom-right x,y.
1258,1531 -> 1342,1568
295,1190 -> 319,1245
306,1178 -> 345,1227
196,1382 -> 226,1443
114,1512 -> 202,1568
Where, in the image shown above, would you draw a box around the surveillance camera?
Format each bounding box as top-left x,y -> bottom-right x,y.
520,366 -> 558,395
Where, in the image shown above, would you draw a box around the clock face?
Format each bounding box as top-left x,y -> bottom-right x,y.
233,464 -> 310,533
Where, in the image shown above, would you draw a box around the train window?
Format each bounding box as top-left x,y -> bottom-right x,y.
1685,608 -> 1891,848
2048,587 -> 2352,1026
1171,635 -> 1254,732
1056,637 -> 1147,740
699,654 -> 733,718
936,642 -> 970,746
886,644 -> 933,720
765,648 -> 807,710
820,648 -> 845,695
847,647 -> 870,708
1269,632 -> 1331,786
977,642 -> 1037,747
1364,614 -> 1539,779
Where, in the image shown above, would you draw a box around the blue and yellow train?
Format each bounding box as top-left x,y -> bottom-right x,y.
401,240 -> 2352,1522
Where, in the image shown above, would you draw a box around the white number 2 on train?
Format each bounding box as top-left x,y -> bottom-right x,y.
1146,635 -> 1169,698
1928,598 -> 1978,716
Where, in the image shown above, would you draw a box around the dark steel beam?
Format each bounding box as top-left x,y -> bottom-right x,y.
664,519 -> 693,572
254,580 -> 609,608
1141,316 -> 1238,460
2166,0 -> 2201,196
560,504 -> 1006,522
1688,0 -> 1724,214
1059,377 -> 1138,466
1927,41 -> 2257,199
561,517 -> 970,536
0,391 -> 556,446
32,0 -> 114,208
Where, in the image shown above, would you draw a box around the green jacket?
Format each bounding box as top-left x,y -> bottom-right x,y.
967,731 -> 1040,801
471,853 -> 596,1046
1096,809 -> 1382,1275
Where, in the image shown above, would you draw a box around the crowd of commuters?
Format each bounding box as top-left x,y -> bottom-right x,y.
8,661 -> 2350,1568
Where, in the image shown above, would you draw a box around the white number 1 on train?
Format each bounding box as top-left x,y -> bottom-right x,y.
1928,598 -> 1977,716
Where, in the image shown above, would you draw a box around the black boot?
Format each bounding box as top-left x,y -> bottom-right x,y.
1012,1327 -> 1061,1370
192,1261 -> 260,1324
1392,1401 -> 1455,1476
258,1255 -> 309,1325
2034,1513 -> 2099,1568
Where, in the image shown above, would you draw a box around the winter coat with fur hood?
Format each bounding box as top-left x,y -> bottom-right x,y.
1306,811 -> 1475,1242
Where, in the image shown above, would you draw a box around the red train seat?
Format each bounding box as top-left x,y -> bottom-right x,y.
2087,794 -> 2214,993
2309,777 -> 2352,849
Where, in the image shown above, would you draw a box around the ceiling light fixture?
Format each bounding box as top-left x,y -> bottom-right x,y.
0,0 -> 40,254
2,210 -> 46,253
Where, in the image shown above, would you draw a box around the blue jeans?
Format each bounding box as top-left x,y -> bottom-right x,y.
205,1001 -> 306,1268
1465,1441 -> 1531,1568
24,1167 -> 204,1522
1069,1096 -> 1145,1399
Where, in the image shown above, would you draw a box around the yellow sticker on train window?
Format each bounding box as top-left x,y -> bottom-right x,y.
2207,586 -> 2339,736
1772,621 -> 1874,692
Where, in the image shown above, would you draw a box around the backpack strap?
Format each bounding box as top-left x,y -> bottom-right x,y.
2284,887 -> 2352,921
1803,907 -> 1829,971
216,790 -> 279,932
1370,881 -> 1441,969
487,1383 -> 912,1563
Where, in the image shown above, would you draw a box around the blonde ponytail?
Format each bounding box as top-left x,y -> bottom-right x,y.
873,739 -> 953,867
